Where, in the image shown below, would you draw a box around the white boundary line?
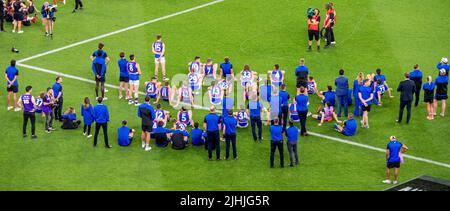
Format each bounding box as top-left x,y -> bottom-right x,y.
16,64 -> 450,170
308,132 -> 450,169
17,0 -> 225,64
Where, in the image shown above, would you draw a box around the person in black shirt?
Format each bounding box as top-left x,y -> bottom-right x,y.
396,73 -> 416,124
423,76 -> 435,120
409,64 -> 423,107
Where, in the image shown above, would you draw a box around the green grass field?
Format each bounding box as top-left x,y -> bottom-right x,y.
0,0 -> 449,190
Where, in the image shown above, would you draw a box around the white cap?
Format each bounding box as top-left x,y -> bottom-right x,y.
440,68 -> 446,74
442,57 -> 448,64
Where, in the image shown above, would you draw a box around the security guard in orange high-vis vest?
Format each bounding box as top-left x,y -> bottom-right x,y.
307,8 -> 321,52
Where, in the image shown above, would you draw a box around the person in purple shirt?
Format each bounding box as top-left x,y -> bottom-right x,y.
42,87 -> 55,133
18,85 -> 37,139
382,136 -> 408,185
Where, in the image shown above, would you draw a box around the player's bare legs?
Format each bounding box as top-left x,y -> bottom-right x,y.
161,62 -> 166,79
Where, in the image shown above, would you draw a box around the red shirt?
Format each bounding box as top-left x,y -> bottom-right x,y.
324,9 -> 336,28
308,15 -> 320,31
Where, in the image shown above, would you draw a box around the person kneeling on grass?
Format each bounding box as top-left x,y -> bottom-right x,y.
153,120 -> 172,148
61,107 -> 81,129
382,136 -> 408,185
311,102 -> 341,126
117,120 -> 135,147
333,113 -> 357,136
171,124 -> 189,150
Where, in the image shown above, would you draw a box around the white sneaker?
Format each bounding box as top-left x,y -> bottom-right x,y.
134,103 -> 140,107
83,132 -> 87,136
14,107 -> 21,112
87,134 -> 92,138
144,146 -> 152,151
103,97 -> 108,101
119,96 -> 123,100
95,97 -> 99,100
105,89 -> 109,93
141,141 -> 146,148
331,41 -> 336,45
7,106 -> 13,111
128,100 -> 133,105
393,181 -> 398,185
382,180 -> 391,184
18,30 -> 24,34
12,30 -> 15,33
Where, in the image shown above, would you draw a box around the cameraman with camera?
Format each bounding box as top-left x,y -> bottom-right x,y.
40,1 -> 57,37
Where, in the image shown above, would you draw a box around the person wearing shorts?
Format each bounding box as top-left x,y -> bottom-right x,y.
127,54 -> 142,106
152,34 -> 166,80
12,0 -> 26,33
5,60 -> 20,111
434,69 -> 448,117
382,136 -> 408,185
307,8 -> 321,52
358,79 -> 373,128
423,76 -> 435,120
90,43 -> 110,101
138,97 -> 155,151
118,52 -> 129,100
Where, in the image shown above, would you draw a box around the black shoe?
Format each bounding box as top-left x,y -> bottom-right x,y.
317,46 -> 321,52
216,158 -> 221,161
93,144 -> 97,147
234,157 -> 238,160
307,47 -> 312,52
23,134 -> 27,138
72,10 -> 76,13
225,157 -> 230,160
208,158 -> 212,161
31,135 -> 37,139
270,165 -> 274,168
105,145 -> 112,148
324,45 -> 331,49
280,165 -> 284,168
290,164 -> 294,167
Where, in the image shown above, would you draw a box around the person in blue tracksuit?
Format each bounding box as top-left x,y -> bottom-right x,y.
409,64 -> 423,107
93,97 -> 111,148
118,120 -> 135,147
285,121 -> 299,167
90,43 -> 110,100
81,97 -> 95,138
353,72 -> 364,117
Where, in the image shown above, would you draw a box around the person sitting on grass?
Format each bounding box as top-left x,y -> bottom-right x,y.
117,120 -> 135,147
307,76 -> 317,95
373,78 -> 386,107
190,122 -> 205,146
153,120 -> 172,148
61,107 -> 81,129
333,113 -> 357,136
171,123 -> 189,150
316,85 -> 336,107
311,102 -> 341,126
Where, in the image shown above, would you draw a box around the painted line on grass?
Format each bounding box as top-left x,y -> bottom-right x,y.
308,132 -> 450,169
17,63 -> 450,170
17,0 -> 225,64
